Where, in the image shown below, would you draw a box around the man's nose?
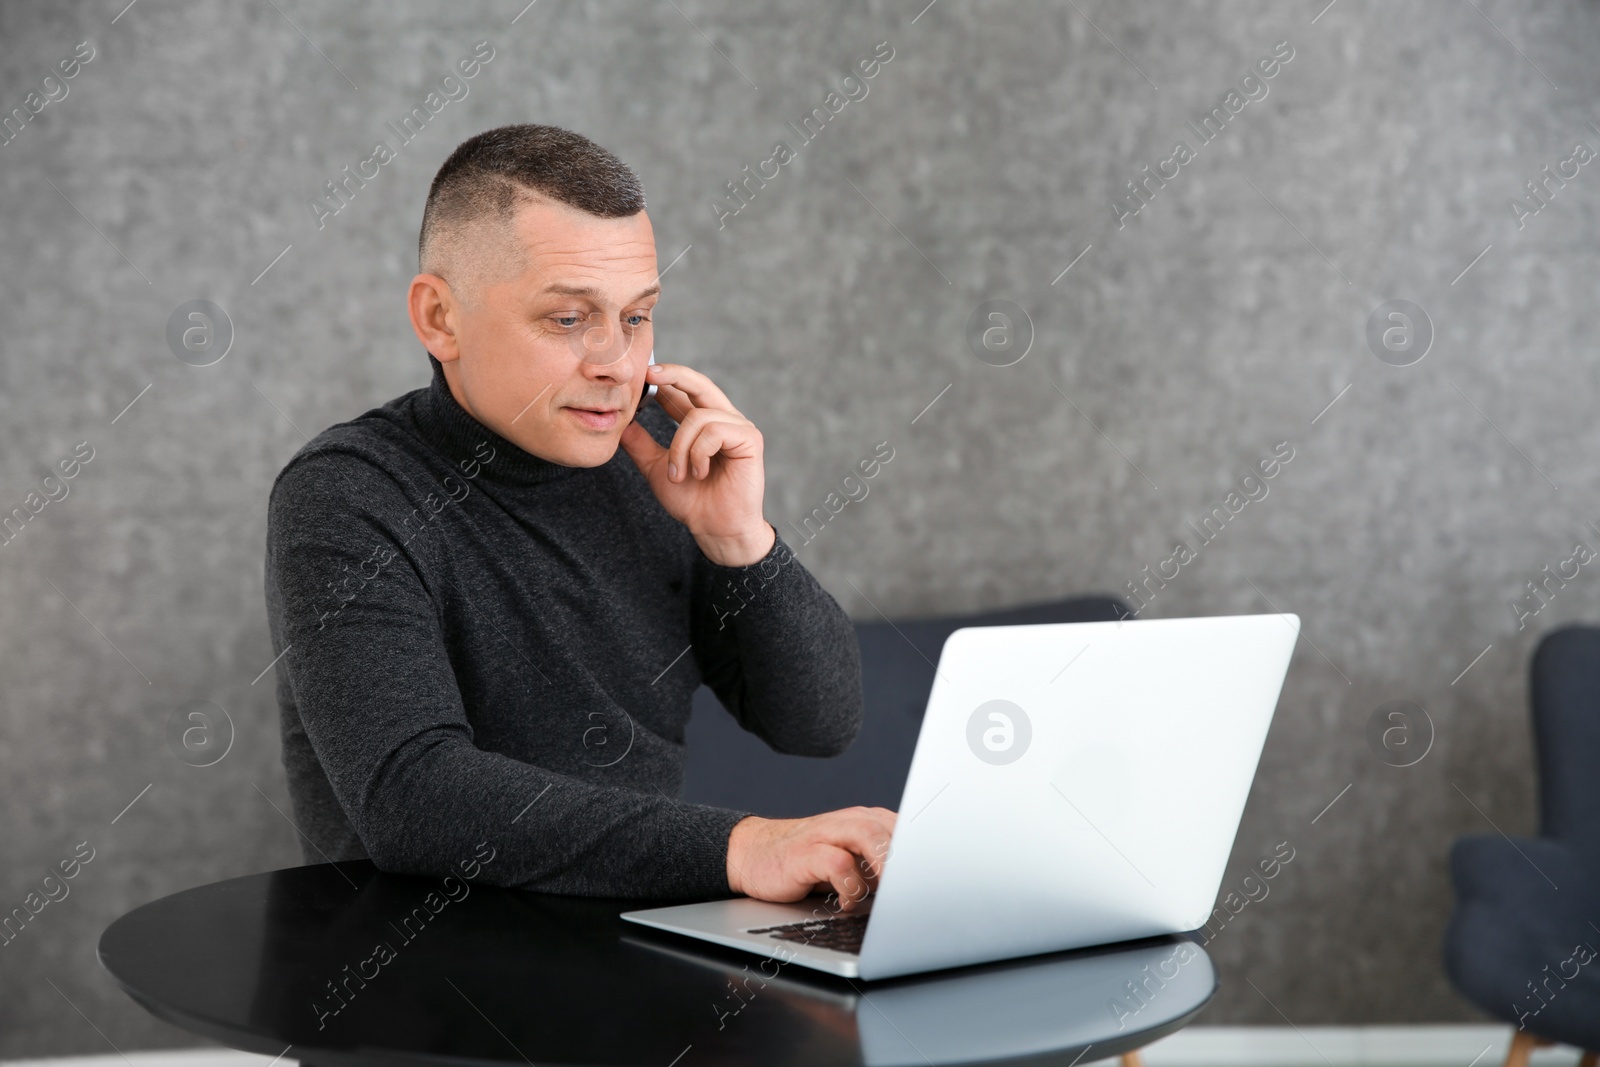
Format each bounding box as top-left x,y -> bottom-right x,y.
576,317 -> 638,379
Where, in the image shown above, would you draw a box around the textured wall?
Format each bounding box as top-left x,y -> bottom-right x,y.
2,0 -> 1597,1057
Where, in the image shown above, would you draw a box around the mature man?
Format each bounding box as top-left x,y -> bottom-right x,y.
264,124 -> 895,909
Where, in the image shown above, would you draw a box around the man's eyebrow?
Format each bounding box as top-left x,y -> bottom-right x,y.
538,283 -> 661,302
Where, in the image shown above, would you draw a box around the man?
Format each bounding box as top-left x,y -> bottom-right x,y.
263,124 -> 895,910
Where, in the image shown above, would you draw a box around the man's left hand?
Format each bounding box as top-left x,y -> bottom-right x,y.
619,361 -> 775,567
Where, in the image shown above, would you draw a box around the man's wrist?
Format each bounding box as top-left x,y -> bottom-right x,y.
726,814 -> 760,895
696,521 -> 776,569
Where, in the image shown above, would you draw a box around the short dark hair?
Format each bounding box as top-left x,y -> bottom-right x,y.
419,124 -> 646,303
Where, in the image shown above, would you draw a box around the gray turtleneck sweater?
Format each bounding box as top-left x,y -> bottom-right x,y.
262,356 -> 863,899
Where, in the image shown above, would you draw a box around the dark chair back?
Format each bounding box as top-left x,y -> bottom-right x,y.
1529,625 -> 1600,857
1443,624 -> 1600,1055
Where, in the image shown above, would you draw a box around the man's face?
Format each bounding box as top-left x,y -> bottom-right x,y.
433,197 -> 659,468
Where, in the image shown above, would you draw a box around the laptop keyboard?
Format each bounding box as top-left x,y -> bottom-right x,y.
746,913 -> 871,955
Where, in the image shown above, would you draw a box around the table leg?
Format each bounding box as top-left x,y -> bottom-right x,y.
1505,1029 -> 1550,1067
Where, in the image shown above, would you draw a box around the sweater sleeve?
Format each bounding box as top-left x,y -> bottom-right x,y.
690,524 -> 865,758
264,449 -> 750,899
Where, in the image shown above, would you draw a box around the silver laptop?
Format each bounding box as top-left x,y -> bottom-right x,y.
621,612 -> 1299,981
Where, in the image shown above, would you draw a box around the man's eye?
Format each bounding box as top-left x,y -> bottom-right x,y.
554,315 -> 582,327
626,313 -> 650,326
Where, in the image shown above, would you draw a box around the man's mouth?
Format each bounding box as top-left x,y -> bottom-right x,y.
563,404 -> 622,430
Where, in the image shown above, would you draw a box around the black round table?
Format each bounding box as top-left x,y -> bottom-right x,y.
99,861 -> 1217,1066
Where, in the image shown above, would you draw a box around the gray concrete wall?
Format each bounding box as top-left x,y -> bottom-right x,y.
2,0 -> 1597,1056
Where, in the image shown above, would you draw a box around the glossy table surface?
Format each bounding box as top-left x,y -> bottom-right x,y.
99,861 -> 1217,1067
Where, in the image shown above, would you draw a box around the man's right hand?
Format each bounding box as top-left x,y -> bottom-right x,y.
725,807 -> 898,912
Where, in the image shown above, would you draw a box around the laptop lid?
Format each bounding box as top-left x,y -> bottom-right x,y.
856,612 -> 1298,980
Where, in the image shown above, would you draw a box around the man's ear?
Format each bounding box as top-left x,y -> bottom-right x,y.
408,273 -> 461,363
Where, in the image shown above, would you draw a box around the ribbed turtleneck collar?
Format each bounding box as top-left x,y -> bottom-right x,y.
413,355 -> 582,488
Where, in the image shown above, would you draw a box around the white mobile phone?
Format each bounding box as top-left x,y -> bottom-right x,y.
646,349 -> 657,398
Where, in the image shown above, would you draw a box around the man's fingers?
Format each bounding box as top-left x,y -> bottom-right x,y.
648,362 -> 742,417
815,812 -> 894,885
816,847 -> 872,911
855,829 -> 893,882
729,809 -> 901,913
684,420 -> 758,480
846,810 -> 896,880
652,379 -> 695,424
668,410 -> 758,481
